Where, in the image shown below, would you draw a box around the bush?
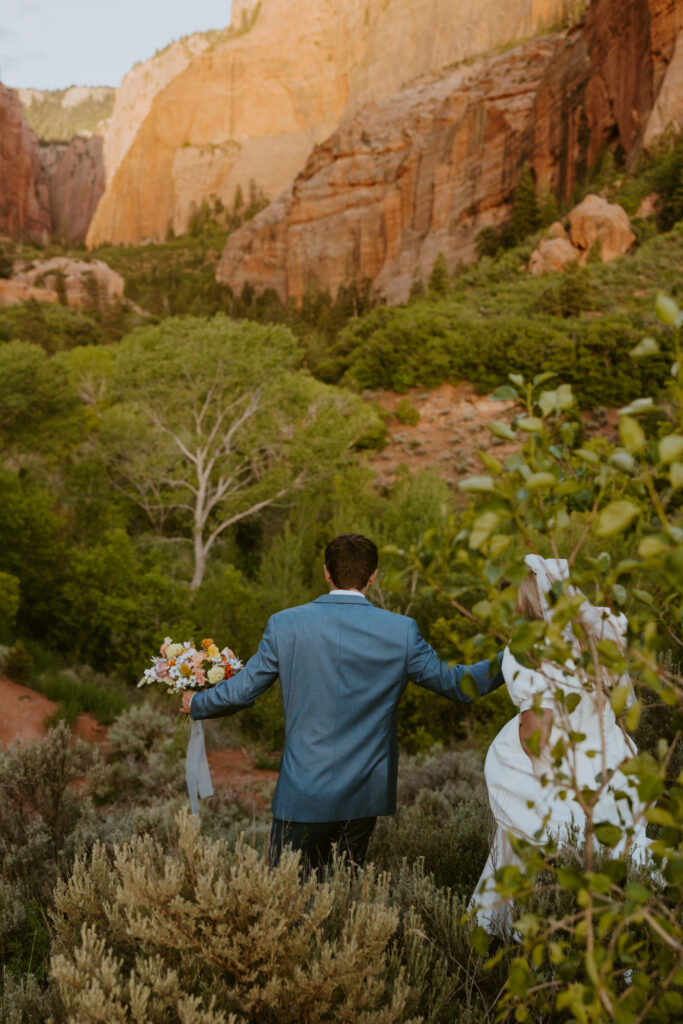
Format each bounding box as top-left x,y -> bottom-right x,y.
3,640 -> 33,684
51,810 -> 418,1023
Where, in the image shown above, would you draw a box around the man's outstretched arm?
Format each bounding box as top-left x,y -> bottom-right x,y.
184,617 -> 280,719
406,620 -> 504,701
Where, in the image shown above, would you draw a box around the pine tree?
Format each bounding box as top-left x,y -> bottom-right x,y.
428,252 -> 449,295
511,163 -> 541,243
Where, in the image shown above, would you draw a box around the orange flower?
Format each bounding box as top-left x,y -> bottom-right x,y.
202,638 -> 214,649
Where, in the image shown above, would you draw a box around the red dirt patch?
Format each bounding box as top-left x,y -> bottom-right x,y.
0,675 -> 57,746
207,748 -> 278,809
369,382 -> 517,486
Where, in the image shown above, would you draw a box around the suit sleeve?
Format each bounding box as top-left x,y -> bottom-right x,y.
406,619 -> 504,702
190,617 -> 280,720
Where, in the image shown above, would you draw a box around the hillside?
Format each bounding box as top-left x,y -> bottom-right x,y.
18,86 -> 115,142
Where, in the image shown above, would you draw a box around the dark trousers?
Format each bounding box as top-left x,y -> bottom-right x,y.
269,816 -> 376,876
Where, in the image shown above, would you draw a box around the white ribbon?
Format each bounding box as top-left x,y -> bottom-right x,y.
185,718 -> 213,815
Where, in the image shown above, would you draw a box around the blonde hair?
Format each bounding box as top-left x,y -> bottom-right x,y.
516,573 -> 544,621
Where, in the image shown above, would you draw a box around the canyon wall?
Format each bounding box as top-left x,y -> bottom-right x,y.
0,84 -> 51,242
216,0 -> 683,305
86,0 -> 566,247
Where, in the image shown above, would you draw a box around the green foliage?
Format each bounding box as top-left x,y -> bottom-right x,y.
59,528 -> 195,678
19,89 -> 114,143
0,572 -> 20,629
511,163 -> 541,244
3,640 -> 33,684
398,296 -> 683,1021
35,667 -> 129,727
0,340 -> 85,459
428,252 -> 449,296
394,398 -> 420,426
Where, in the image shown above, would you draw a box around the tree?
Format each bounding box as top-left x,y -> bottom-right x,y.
511,162 -> 541,243
100,316 -> 382,589
399,297 -> 683,1020
428,252 -> 449,296
0,341 -> 84,461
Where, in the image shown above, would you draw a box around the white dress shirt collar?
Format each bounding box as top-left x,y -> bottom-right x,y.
329,588 -> 367,598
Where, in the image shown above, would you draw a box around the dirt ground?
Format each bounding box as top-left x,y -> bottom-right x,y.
0,674 -> 276,804
369,380 -> 619,486
369,382 -> 518,486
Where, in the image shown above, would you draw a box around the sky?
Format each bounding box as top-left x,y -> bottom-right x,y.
1,0 -> 233,91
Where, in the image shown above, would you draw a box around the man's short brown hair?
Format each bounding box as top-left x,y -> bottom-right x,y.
324,534 -> 378,591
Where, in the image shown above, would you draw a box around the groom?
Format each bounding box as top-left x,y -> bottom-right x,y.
182,533 -> 504,872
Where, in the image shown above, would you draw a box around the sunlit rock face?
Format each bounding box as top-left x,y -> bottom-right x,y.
216,0 -> 683,305
0,84 -> 51,242
85,0 -> 566,247
216,37 -> 562,306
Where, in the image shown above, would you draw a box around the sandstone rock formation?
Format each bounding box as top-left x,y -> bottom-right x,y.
217,0 -> 682,304
0,84 -> 51,242
0,280 -> 59,307
532,0 -> 683,201
86,0 -> 566,247
13,258 -> 124,308
217,37 -> 562,305
41,135 -> 105,245
643,29 -> 683,149
528,236 -> 579,275
568,194 -> 635,261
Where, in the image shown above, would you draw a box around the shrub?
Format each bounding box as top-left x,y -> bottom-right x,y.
3,639 -> 33,684
51,810 -> 419,1023
394,399 -> 420,426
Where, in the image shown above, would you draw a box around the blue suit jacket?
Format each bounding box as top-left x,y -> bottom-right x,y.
190,593 -> 503,822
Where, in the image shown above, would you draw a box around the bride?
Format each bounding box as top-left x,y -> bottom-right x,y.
472,554 -> 650,934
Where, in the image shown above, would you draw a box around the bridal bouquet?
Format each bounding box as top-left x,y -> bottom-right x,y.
138,637 -> 243,694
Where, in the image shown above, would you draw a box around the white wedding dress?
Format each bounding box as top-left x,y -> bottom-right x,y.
472,558 -> 650,934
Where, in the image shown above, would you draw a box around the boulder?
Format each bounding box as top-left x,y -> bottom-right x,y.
547,220 -> 569,240
13,257 -> 124,308
528,236 -> 579,275
0,279 -> 58,307
568,193 -> 635,261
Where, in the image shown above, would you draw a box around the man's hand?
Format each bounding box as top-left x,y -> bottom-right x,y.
519,707 -> 552,758
180,691 -> 195,716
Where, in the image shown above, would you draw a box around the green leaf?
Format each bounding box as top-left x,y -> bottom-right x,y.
671,462 -> 683,490
532,371 -> 555,387
478,450 -> 503,475
460,674 -> 479,699
517,416 -> 544,433
638,535 -> 669,558
469,511 -> 500,550
492,384 -> 519,401
525,472 -> 557,490
595,500 -> 641,537
538,389 -> 557,417
619,397 -> 654,416
594,822 -> 623,847
459,475 -> 496,493
625,702 -> 641,731
619,415 -> 646,453
608,450 -> 636,473
659,434 -> 683,463
630,337 -> 660,358
488,420 -> 516,440
472,599 -> 492,620
509,373 -> 525,388
575,447 -> 599,464
610,684 -> 631,715
654,292 -> 680,325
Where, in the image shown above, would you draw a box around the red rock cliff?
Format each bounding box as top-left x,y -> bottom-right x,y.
0,84 -> 51,242
216,0 -> 683,304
